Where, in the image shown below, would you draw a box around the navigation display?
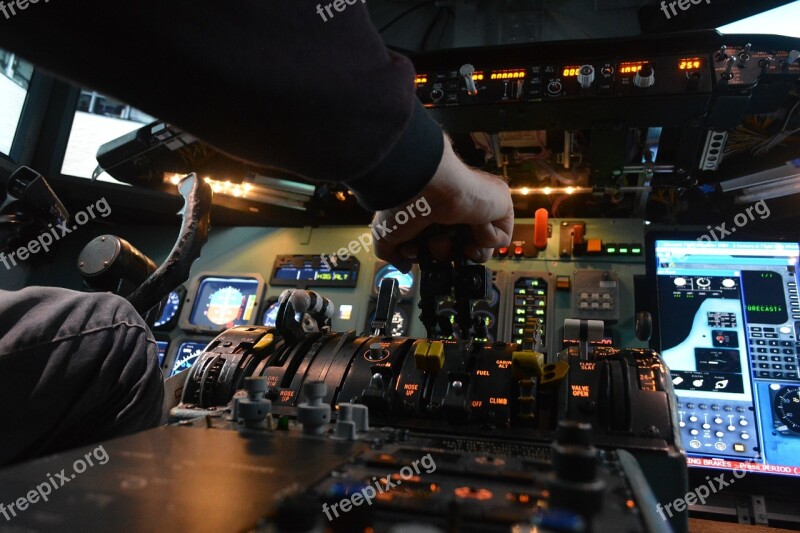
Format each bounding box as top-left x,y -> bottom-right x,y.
653,239 -> 800,476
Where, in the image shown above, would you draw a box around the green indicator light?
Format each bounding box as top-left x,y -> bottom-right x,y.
607,247 -> 617,254
536,310 -> 545,316
518,328 -> 525,335
516,309 -> 525,315
517,289 -> 527,294
632,247 -> 642,254
619,247 -> 629,254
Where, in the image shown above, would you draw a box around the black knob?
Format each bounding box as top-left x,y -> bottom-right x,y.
546,421 -> 606,517
635,311 -> 653,342
552,421 -> 598,483
556,420 -> 593,446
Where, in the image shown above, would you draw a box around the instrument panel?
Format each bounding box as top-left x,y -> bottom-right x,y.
410,32 -> 800,132
151,219 -> 647,381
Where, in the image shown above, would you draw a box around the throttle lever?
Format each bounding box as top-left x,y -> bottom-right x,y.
127,173 -> 212,315
276,289 -> 335,344
372,278 -> 400,337
417,224 -> 492,340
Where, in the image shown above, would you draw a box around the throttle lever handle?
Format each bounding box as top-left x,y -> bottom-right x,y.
372,278 -> 400,337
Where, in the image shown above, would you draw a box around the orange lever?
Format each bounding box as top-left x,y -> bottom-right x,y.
534,208 -> 549,250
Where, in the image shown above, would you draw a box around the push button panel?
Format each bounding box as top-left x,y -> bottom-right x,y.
748,325 -> 800,382
677,399 -> 759,460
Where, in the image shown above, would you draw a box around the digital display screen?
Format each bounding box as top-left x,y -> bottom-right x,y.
274,267 -> 353,283
271,255 -> 359,288
678,57 -> 703,71
156,341 -> 169,367
189,277 -> 259,329
617,61 -> 647,74
154,291 -> 181,329
653,239 -> 800,477
170,341 -> 208,377
490,69 -> 526,80
742,271 -> 788,324
561,66 -> 582,77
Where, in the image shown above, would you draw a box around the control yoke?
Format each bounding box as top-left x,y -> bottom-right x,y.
126,173 -> 213,315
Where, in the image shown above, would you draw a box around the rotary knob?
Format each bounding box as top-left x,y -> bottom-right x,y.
366,342 -> 387,361
577,65 -> 595,89
633,64 -> 655,89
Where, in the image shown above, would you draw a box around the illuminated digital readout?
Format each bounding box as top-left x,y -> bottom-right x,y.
561,66 -> 582,77
274,267 -> 352,283
315,271 -> 351,282
678,58 -> 702,70
617,62 -> 647,75
490,69 -> 526,80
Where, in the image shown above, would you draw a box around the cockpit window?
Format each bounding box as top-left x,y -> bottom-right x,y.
0,48 -> 32,156
718,0 -> 800,37
60,89 -> 156,183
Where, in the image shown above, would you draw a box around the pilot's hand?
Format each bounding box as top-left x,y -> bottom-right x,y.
372,134 -> 514,272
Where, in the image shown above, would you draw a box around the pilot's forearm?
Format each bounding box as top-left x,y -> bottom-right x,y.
0,0 -> 443,210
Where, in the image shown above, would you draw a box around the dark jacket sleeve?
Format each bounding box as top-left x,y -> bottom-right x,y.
0,0 -> 443,211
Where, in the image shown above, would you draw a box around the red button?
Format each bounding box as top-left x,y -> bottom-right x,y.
498,247 -> 509,257
514,246 -> 524,257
